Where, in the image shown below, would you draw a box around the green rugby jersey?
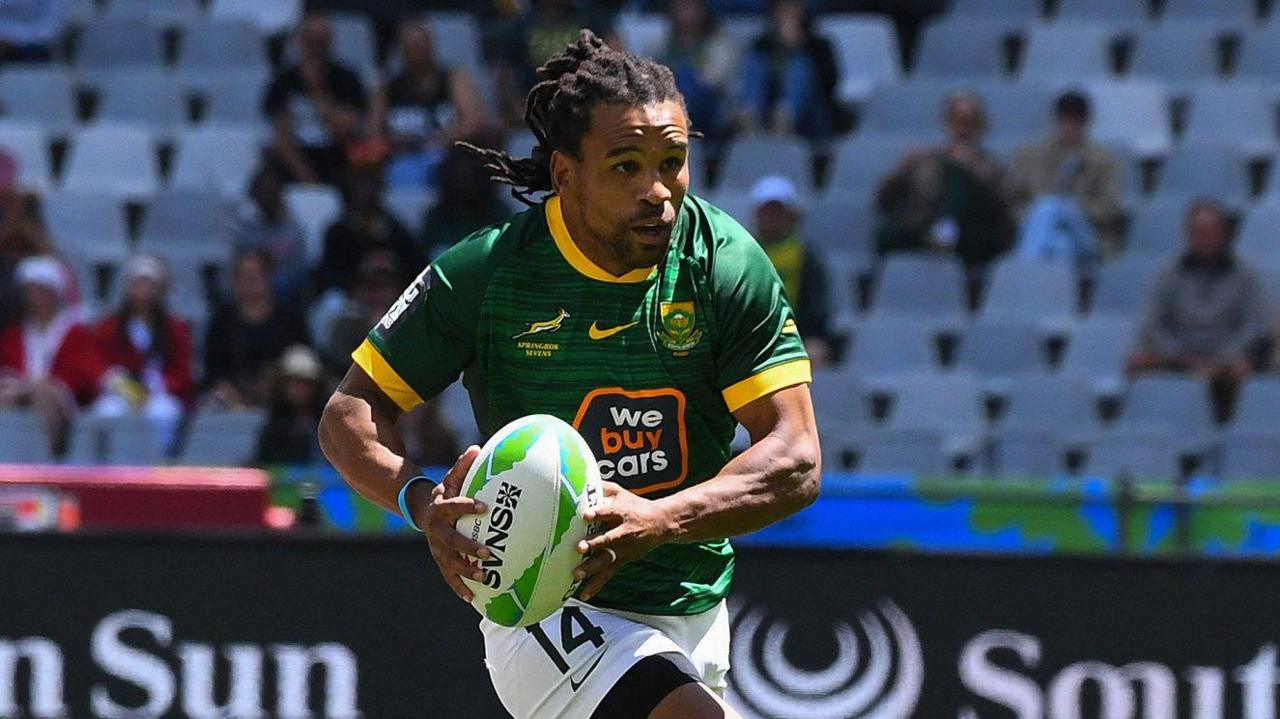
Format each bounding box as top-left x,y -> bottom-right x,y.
354,194 -> 810,616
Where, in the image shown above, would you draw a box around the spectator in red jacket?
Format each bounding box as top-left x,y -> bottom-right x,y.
0,255 -> 105,456
90,255 -> 195,454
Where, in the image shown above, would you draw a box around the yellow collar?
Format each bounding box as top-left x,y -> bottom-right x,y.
545,196 -> 655,283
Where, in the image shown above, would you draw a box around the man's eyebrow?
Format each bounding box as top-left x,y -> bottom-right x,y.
603,141 -> 689,158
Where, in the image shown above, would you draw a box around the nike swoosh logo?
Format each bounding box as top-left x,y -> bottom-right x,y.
588,320 -> 638,340
570,653 -> 605,691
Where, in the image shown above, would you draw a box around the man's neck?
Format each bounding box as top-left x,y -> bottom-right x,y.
559,196 -> 635,277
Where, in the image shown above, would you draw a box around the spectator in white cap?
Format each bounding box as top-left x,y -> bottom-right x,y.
750,175 -> 834,365
0,255 -> 105,456
90,254 -> 196,455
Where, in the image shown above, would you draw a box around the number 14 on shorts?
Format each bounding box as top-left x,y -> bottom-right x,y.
527,606 -> 606,689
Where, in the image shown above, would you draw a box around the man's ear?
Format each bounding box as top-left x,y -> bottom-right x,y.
550,150 -> 574,195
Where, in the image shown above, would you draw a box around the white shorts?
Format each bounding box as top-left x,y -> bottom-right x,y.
481,598 -> 730,719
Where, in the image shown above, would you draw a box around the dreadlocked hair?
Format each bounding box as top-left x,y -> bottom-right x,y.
459,29 -> 690,206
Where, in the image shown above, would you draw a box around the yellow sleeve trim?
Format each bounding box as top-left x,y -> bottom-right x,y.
352,338 -> 425,412
721,358 -> 812,413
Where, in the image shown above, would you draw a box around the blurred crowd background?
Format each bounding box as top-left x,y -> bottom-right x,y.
0,0 -> 1275,484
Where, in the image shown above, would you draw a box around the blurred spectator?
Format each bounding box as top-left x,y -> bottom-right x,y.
262,12 -> 369,186
1128,200 -> 1273,422
369,19 -> 488,189
875,91 -> 1012,278
738,0 -> 840,141
255,344 -> 326,465
0,256 -> 104,456
230,160 -> 309,303
420,130 -> 510,257
0,153 -> 82,324
658,0 -> 738,140
1007,91 -> 1121,274
204,249 -> 311,409
324,250 -> 401,376
90,255 -> 194,455
314,168 -> 421,296
494,0 -> 617,126
750,175 -> 833,365
0,0 -> 66,64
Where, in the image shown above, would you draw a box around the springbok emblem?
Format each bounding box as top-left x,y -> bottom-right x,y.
512,308 -> 571,339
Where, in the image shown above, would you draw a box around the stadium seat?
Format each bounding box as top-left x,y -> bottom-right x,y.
138,189 -> 231,262
1152,144 -> 1250,208
283,12 -> 376,77
202,71 -> 272,133
824,250 -> 865,333
978,83 -> 1055,149
103,0 -> 205,27
0,410 -> 53,463
827,135 -> 913,191
1232,27 -> 1280,81
1085,80 -> 1172,157
845,319 -> 940,393
855,428 -> 949,475
998,373 -> 1103,444
1112,374 -> 1216,445
803,190 -> 876,259
1126,195 -> 1191,258
385,188 -> 435,239
718,15 -> 766,47
883,372 -> 987,458
61,126 -> 160,200
0,121 -> 53,192
1127,23 -> 1225,93
94,70 -> 189,137
285,183 -> 343,263
179,408 -> 267,465
810,367 -> 869,470
987,429 -> 1068,476
615,13 -> 670,58
438,381 -> 481,448
866,253 -> 968,331
41,191 -> 130,262
954,320 -> 1049,392
0,67 -> 78,136
1182,83 -> 1279,157
859,82 -> 948,145
1019,23 -> 1118,84
1090,254 -> 1160,317
715,135 -> 813,193
66,414 -> 166,465
1235,202 -> 1280,269
1057,316 -> 1138,396
946,0 -> 1042,22
1227,378 -> 1280,434
170,125 -> 264,197
177,20 -> 269,90
1217,430 -> 1280,479
1083,432 -> 1183,480
425,11 -> 484,72
913,19 -> 1009,80
1055,0 -> 1149,23
978,258 -> 1079,331
210,0 -> 302,36
815,14 -> 902,103
74,19 -> 165,77
1161,0 -> 1255,23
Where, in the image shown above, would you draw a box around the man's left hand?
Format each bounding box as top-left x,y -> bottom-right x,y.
573,482 -> 677,601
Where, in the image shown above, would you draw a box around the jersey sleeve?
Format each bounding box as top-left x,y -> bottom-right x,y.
351,229 -> 495,411
711,223 -> 812,413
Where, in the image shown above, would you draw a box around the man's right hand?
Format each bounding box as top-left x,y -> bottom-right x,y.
409,445 -> 490,602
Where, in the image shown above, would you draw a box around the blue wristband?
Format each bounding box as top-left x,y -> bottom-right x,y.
397,474 -> 434,532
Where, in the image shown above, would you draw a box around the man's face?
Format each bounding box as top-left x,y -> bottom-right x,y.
299,16 -> 332,62
754,201 -> 796,244
1188,208 -> 1228,260
401,24 -> 433,68
555,100 -> 690,271
22,283 -> 58,321
947,99 -> 984,144
125,276 -> 162,311
1054,114 -> 1087,147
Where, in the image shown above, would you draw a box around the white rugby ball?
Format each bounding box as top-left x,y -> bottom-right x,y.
456,414 -> 604,627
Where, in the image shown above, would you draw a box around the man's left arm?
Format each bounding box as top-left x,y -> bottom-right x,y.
575,384 -> 819,600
